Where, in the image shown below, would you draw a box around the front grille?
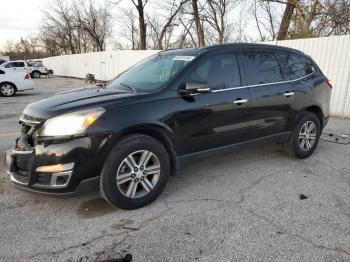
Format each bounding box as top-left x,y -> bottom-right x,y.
12,170 -> 30,185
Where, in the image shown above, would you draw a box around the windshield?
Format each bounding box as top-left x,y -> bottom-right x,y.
106,52 -> 197,93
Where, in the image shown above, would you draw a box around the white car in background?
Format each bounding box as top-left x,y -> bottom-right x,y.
0,60 -> 48,78
0,68 -> 34,97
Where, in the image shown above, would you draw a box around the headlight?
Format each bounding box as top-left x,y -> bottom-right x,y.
38,107 -> 105,137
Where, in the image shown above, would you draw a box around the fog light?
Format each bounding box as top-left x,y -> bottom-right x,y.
36,163 -> 74,173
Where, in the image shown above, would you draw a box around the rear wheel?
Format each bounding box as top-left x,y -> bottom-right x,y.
283,111 -> 321,159
31,71 -> 41,78
100,134 -> 170,210
0,83 -> 16,97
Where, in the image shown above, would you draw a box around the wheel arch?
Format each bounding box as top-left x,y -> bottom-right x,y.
304,105 -> 324,127
116,124 -> 179,176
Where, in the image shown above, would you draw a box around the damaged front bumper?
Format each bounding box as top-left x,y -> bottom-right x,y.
4,133 -> 111,196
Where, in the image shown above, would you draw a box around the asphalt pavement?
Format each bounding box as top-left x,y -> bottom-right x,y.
1,77 -> 350,261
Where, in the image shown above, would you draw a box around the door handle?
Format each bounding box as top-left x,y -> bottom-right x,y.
233,99 -> 248,105
283,91 -> 295,97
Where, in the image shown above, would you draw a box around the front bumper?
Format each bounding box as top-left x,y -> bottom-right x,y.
4,133 -> 112,195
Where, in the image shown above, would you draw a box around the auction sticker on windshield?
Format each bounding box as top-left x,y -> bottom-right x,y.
172,56 -> 195,61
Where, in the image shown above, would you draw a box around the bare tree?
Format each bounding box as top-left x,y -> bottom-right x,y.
73,0 -> 113,51
192,0 -> 205,47
203,0 -> 237,44
276,0 -> 296,40
131,0 -> 148,50
40,0 -> 112,55
117,8 -> 139,49
155,0 -> 188,49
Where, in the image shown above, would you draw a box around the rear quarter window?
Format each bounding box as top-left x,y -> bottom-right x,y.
241,52 -> 283,85
0,70 -> 5,74
278,53 -> 314,80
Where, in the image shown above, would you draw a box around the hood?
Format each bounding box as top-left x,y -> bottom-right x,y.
23,86 -> 134,119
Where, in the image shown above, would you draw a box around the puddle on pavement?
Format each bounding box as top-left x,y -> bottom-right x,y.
77,198 -> 119,219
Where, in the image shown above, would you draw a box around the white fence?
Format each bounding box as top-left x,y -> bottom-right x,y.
42,35 -> 350,118
266,35 -> 350,118
42,50 -> 159,82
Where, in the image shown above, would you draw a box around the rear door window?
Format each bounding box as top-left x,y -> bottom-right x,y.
278,53 -> 314,80
14,62 -> 25,67
188,53 -> 241,90
241,52 -> 283,85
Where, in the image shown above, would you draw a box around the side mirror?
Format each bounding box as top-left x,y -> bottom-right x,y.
180,82 -> 211,96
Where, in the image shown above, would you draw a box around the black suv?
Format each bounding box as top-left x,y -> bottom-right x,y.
5,44 -> 332,209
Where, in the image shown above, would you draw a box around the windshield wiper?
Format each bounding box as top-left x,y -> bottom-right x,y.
120,82 -> 137,94
96,82 -> 106,88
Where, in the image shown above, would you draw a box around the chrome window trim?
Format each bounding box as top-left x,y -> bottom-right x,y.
211,71 -> 315,93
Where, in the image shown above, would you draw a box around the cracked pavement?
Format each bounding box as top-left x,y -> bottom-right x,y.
1,78 -> 350,261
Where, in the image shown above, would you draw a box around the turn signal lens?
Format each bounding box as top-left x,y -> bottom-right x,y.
36,163 -> 74,173
24,73 -> 30,80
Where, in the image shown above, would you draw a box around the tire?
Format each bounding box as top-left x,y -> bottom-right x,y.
0,83 -> 16,97
100,134 -> 170,210
283,111 -> 321,159
31,71 -> 41,78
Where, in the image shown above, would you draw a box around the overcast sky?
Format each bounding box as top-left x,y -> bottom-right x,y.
0,0 -> 262,50
0,0 -> 48,47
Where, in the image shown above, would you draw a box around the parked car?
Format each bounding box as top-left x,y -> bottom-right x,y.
0,68 -> 33,96
4,44 -> 331,209
0,60 -> 48,78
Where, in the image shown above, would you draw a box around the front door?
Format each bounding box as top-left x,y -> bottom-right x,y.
169,52 -> 254,155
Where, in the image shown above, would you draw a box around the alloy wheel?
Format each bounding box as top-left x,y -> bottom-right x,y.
116,150 -> 161,199
298,121 -> 317,151
1,84 -> 15,96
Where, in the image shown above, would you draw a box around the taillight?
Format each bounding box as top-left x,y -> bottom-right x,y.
24,73 -> 31,80
326,79 -> 333,89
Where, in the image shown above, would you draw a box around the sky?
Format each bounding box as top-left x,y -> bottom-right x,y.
0,0 -> 263,50
0,0 -> 48,48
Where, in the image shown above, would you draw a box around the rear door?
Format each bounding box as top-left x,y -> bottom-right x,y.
239,51 -> 294,137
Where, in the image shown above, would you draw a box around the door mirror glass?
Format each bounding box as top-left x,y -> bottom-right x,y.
181,81 -> 211,95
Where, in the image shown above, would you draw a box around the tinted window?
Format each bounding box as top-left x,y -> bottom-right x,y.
14,62 -> 25,67
188,53 -> 241,90
241,52 -> 283,85
4,62 -> 13,68
278,53 -> 314,80
0,70 -> 4,74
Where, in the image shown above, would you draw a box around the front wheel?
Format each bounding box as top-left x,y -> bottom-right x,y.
100,134 -> 170,210
283,112 -> 321,159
